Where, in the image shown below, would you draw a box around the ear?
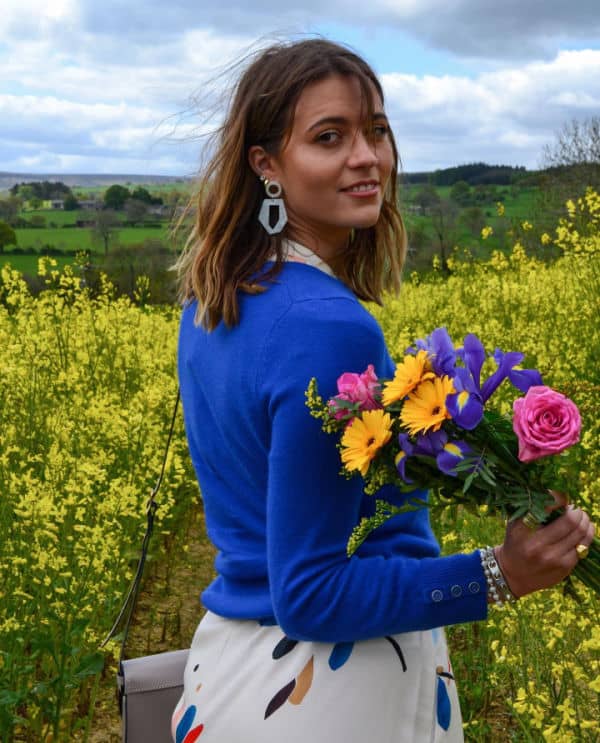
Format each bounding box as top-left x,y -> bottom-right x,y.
248,145 -> 280,182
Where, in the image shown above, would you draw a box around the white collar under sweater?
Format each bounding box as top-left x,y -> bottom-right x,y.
281,239 -> 336,278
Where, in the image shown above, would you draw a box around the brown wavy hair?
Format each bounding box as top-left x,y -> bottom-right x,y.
176,38 -> 407,330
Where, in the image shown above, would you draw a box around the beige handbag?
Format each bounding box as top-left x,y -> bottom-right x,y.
102,392 -> 187,742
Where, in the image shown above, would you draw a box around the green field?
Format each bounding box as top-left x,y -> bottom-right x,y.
2,182 -> 563,280
9,224 -> 169,253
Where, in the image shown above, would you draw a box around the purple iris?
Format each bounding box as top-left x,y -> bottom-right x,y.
395,429 -> 475,480
436,440 -> 474,477
457,334 -> 486,389
448,334 -> 542,429
446,367 -> 484,430
482,349 -> 543,400
410,327 -> 457,378
395,433 -> 416,482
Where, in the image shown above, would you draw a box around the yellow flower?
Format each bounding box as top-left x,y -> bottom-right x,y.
340,409 -> 393,476
481,226 -> 493,240
382,350 -> 434,405
400,376 -> 455,435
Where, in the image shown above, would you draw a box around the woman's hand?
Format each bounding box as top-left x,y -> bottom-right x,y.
494,492 -> 596,598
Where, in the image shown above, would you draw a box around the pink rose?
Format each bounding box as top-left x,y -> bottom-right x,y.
512,385 -> 581,463
329,364 -> 382,420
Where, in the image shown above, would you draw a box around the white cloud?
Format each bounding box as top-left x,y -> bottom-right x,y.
1,2 -> 599,174
6,1 -> 598,63
381,49 -> 600,170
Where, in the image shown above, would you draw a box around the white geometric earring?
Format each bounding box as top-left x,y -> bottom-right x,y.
258,177 -> 288,235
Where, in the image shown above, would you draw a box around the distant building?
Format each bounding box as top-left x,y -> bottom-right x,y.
147,204 -> 171,217
78,199 -> 102,210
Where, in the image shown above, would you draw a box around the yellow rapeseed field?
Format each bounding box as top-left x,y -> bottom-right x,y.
0,190 -> 598,741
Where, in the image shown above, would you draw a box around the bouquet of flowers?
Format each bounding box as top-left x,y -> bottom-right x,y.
305,327 -> 599,595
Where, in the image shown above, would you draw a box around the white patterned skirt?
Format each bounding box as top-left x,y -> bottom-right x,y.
171,611 -> 464,742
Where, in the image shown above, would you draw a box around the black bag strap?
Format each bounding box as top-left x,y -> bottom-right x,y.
100,389 -> 181,664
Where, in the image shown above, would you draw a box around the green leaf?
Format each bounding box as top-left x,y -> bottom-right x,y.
74,652 -> 105,679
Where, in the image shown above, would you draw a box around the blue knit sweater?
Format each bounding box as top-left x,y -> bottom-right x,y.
178,262 -> 488,642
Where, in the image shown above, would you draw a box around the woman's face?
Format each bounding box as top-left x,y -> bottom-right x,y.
258,74 -> 395,259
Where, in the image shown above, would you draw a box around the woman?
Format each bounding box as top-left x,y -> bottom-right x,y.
173,39 -> 594,742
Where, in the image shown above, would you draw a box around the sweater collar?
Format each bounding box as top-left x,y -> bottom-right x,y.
281,239 -> 336,278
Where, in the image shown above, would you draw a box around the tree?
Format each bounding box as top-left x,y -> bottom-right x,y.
63,193 -> 80,211
0,196 -> 22,226
11,180 -> 72,199
91,210 -> 120,255
413,184 -> 440,214
130,186 -> 163,205
103,184 -> 131,211
541,116 -> 600,198
459,206 -> 486,237
543,117 -> 600,171
0,220 -> 17,253
405,222 -> 431,270
124,198 -> 148,225
449,180 -> 471,206
429,198 -> 459,270
162,188 -> 187,208
101,238 -> 176,303
17,185 -> 34,202
536,116 -> 600,225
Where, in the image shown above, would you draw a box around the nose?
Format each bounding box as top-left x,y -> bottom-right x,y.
347,131 -> 379,168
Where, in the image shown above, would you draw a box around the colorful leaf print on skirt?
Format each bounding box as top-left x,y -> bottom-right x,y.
172,612 -> 464,742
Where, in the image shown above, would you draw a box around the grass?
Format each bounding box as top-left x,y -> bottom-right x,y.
8,225 -> 170,255
1,253 -> 74,275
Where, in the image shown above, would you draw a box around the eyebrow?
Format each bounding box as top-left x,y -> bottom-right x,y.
307,112 -> 389,132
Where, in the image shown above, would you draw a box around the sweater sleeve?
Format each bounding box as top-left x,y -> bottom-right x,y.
257,296 -> 488,643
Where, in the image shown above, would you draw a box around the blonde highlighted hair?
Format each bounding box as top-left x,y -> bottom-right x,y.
176,38 -> 407,330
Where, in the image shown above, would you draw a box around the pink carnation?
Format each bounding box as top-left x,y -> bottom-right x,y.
512,385 -> 581,463
329,364 -> 382,420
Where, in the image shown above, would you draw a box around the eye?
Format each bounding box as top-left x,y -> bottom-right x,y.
373,124 -> 389,139
317,130 -> 341,145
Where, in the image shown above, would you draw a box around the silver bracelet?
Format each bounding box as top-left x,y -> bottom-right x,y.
479,546 -> 518,607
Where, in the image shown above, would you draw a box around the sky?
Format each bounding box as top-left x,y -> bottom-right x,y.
1,0 -> 599,176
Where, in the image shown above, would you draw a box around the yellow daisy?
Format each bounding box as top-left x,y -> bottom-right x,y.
382,350 -> 434,406
340,409 -> 393,477
400,376 -> 455,436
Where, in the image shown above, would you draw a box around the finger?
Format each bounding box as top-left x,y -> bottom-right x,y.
583,520 -> 595,546
522,516 -> 587,568
542,511 -> 591,556
535,507 -> 587,545
546,489 -> 568,512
